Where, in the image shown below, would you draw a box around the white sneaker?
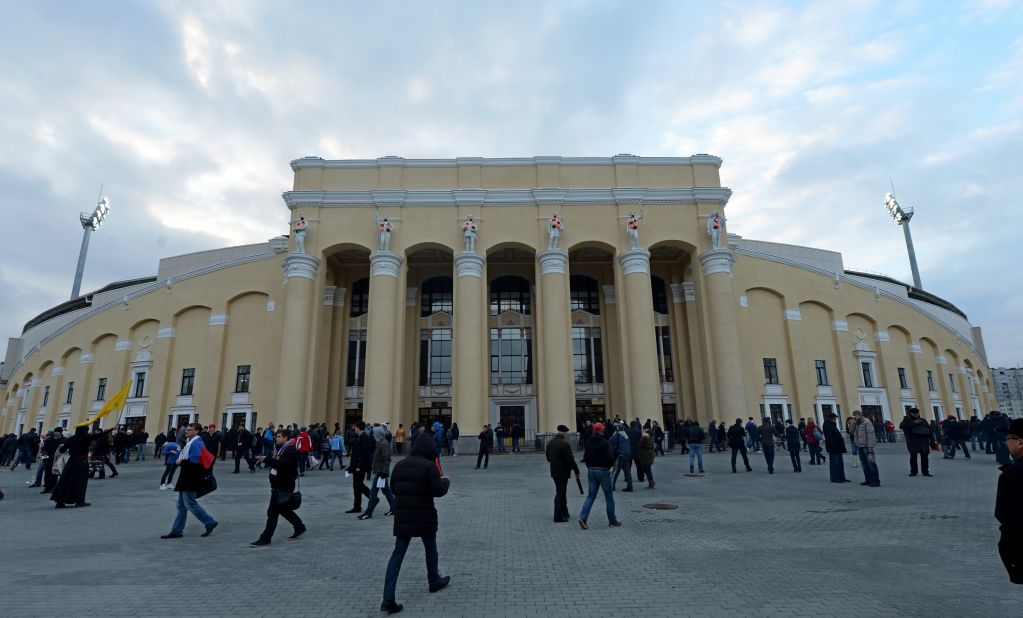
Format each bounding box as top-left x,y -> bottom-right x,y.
160,484 -> 167,490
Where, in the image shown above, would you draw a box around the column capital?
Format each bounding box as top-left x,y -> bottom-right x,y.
698,248 -> 735,276
454,251 -> 485,278
370,250 -> 403,278
537,248 -> 569,276
282,253 -> 321,282
617,248 -> 651,276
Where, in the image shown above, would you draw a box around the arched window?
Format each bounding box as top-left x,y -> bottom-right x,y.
349,278 -> 369,317
489,276 -> 531,316
421,277 -> 453,317
651,275 -> 669,315
570,275 -> 600,314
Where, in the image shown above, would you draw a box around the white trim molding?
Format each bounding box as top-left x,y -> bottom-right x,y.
698,249 -> 735,277
283,253 -> 322,282
209,314 -> 228,327
618,248 -> 651,276
51,366 -> 64,377
602,284 -> 617,305
909,344 -> 922,354
454,252 -> 485,278
370,251 -> 403,279
291,154 -> 724,171
115,340 -> 132,352
784,309 -> 802,321
156,327 -> 176,339
832,320 -> 849,332
79,353 -> 95,365
537,249 -> 569,276
874,331 -> 890,342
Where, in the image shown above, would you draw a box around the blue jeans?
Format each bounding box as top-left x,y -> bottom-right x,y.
808,443 -> 823,464
512,438 -> 520,452
849,437 -> 858,456
654,439 -> 664,456
383,535 -> 440,603
857,449 -> 880,485
497,438 -> 505,452
171,490 -> 216,534
136,444 -> 146,460
16,446 -> 34,469
829,452 -> 847,482
688,444 -> 704,471
330,451 -> 344,469
579,468 -> 617,524
365,473 -> 396,516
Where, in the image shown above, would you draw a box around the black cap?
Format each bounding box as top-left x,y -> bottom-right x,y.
999,418 -> 1023,436
825,412 -> 838,418
556,425 -> 570,433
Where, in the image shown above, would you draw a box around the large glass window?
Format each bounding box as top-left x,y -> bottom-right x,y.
763,358 -> 779,385
490,328 -> 533,385
42,386 -> 49,407
572,327 -> 604,384
898,367 -> 908,389
421,277 -> 453,316
927,370 -> 935,391
96,378 -> 107,401
815,360 -> 829,386
346,330 -> 367,387
861,362 -> 874,388
489,276 -> 531,316
349,278 -> 369,317
420,329 -> 452,385
235,365 -> 251,393
948,373 -> 957,394
65,382 -> 75,404
569,275 -> 600,314
651,276 -> 669,315
180,368 -> 195,396
655,326 -> 674,382
133,372 -> 147,398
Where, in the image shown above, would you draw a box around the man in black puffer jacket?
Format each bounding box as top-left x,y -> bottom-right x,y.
380,434 -> 450,614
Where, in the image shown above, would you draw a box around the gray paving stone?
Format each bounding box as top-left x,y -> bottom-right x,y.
0,444 -> 1021,617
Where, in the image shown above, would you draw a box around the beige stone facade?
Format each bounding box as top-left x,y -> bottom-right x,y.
0,156 -> 995,446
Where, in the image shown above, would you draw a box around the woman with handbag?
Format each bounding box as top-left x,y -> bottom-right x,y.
251,428 -> 306,547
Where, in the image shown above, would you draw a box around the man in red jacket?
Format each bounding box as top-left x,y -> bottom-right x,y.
295,427 -> 313,477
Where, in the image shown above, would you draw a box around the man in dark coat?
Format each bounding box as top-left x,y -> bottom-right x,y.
380,434 -> 450,614
900,407 -> 933,477
727,419 -> 752,473
92,428 -> 118,479
626,422 -> 643,482
995,418 -> 1023,584
161,422 -> 217,538
758,419 -> 775,474
822,412 -> 850,483
251,427 -> 305,546
346,421 -> 374,513
546,424 -> 580,523
578,422 -> 621,529
475,424 -> 493,470
784,420 -> 802,472
234,424 -> 256,473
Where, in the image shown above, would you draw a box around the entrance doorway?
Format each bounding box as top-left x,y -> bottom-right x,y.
222,411 -> 254,432
768,403 -> 785,424
498,405 -> 525,432
575,403 -> 605,432
124,416 -> 146,433
418,403 -> 452,428
862,405 -> 884,423
344,408 -> 363,432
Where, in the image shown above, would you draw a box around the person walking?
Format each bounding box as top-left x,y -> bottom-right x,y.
784,420 -> 802,472
638,428 -> 656,488
233,424 -> 256,473
160,440 -> 180,490
38,428 -> 65,492
161,423 -> 218,538
394,424 -> 407,455
610,423 -> 634,491
431,422 -> 446,460
294,427 -> 313,476
798,418 -> 808,452
652,422 -> 665,456
727,419 -> 752,473
822,412 -> 849,483
360,426 -> 397,520
475,424 -> 493,469
250,427 -> 306,546
449,423 -> 459,456
329,430 -> 346,469
50,426 -> 111,508
995,418 -> 1023,585
707,421 -> 719,453
12,427 -> 39,470
510,423 -> 523,453
805,419 -> 825,465
758,418 -> 776,474
687,422 -> 706,474
380,434 -> 451,614
546,424 -> 580,522
900,407 -> 933,477
578,422 -> 622,529
943,415 -> 971,460
91,428 -> 118,479
851,410 -> 880,487
627,421 -> 643,482
494,425 -> 506,453
745,417 -> 759,452
346,421 -> 374,514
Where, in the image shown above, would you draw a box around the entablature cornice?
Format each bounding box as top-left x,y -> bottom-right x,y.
282,187 -> 733,210
290,154 -> 724,171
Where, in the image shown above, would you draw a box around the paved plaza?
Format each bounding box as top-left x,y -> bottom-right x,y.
1,442 -> 1021,617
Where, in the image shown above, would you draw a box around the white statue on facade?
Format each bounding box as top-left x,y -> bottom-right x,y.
706,210 -> 726,249
618,210 -> 644,250
291,214 -> 308,254
461,214 -> 478,253
536,212 -> 565,249
376,213 -> 398,252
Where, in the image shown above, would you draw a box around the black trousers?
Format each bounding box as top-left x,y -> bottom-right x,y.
553,477 -> 569,521
352,470 -> 370,509
908,437 -> 930,474
789,448 -> 802,471
98,456 -> 118,478
259,489 -> 304,542
1000,531 -> 1023,584
234,447 -> 255,472
730,445 -> 751,470
634,457 -> 645,481
476,448 -> 490,468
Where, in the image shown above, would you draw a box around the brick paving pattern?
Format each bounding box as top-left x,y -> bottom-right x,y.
1,443 -> 1021,617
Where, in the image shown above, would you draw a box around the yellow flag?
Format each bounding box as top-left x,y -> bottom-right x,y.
75,381 -> 132,428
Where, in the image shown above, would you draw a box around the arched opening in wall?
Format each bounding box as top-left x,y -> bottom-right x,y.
324,244 -> 372,430
408,246 -> 455,430
568,243 -> 614,431
486,244 -> 537,442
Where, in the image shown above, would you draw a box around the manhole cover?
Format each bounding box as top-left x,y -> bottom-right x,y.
643,503 -> 679,510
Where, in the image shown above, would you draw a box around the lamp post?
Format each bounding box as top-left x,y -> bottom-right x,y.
883,192 -> 922,289
71,196 -> 111,299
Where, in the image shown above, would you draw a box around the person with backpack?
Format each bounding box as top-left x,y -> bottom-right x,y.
805,419 -> 825,465
294,427 -> 313,476
318,434 -> 333,470
160,440 -> 180,490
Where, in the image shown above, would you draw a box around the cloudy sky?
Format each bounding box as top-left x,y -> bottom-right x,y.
1,0 -> 1020,366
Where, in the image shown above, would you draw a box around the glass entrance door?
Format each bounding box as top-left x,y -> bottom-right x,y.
575,403 -> 605,431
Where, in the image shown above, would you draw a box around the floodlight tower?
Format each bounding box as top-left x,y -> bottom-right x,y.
71,194 -> 111,299
883,190 -> 922,289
